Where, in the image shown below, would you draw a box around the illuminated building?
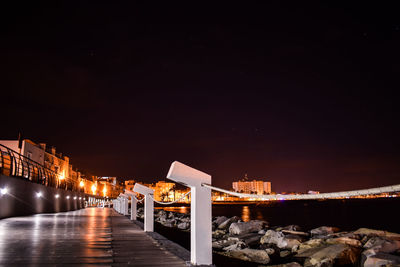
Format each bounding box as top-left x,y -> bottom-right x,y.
232,178 -> 271,195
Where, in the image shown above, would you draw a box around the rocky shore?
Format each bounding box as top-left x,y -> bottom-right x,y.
137,208 -> 400,266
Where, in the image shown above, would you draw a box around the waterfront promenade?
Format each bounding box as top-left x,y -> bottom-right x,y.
0,208 -> 187,266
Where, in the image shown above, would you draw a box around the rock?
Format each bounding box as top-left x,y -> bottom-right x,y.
280,250 -> 291,258
213,216 -> 228,226
223,241 -> 246,251
177,221 -> 190,230
296,239 -> 326,254
229,220 -> 266,235
225,248 -> 270,264
212,229 -> 227,239
362,252 -> 400,267
326,237 -> 362,247
282,230 -> 310,237
354,228 -> 400,240
266,262 -> 302,267
160,219 -> 176,227
212,239 -> 237,250
218,216 -> 239,230
282,225 -> 302,231
265,248 -> 275,255
261,230 -> 302,250
310,226 -> 340,237
363,236 -> 400,253
295,244 -> 360,267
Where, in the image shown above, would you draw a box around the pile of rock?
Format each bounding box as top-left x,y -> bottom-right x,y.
136,209 -> 400,266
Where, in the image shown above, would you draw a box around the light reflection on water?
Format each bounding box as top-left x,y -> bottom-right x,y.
241,206 -> 250,222
155,206 -> 189,214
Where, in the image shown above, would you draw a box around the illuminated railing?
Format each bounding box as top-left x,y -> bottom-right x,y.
0,144 -> 82,192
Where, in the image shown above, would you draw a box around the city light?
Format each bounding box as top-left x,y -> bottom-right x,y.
0,187 -> 8,195
66,196 -> 70,199
103,186 -> 107,197
73,196 -> 77,200
79,197 -> 82,199
59,172 -> 65,180
36,192 -> 42,198
79,180 -> 84,187
91,185 -> 97,195
55,194 -> 60,198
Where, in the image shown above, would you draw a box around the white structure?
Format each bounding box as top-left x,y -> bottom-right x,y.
167,161 -> 212,266
125,189 -> 138,221
133,183 -> 154,232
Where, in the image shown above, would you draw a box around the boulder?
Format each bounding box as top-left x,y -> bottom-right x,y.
213,216 -> 228,226
212,239 -> 237,250
363,236 -> 400,253
354,228 -> 400,240
282,230 -> 309,237
326,237 -> 362,247
267,262 -> 302,267
218,216 -> 239,230
212,229 -> 227,239
280,250 -> 291,258
265,248 -> 275,255
229,220 -> 265,235
223,241 -> 246,252
295,239 -> 326,254
362,252 -> 400,267
225,248 -> 270,264
310,226 -> 340,237
295,244 -> 360,267
282,225 -> 302,231
261,230 -> 302,250
177,221 -> 190,230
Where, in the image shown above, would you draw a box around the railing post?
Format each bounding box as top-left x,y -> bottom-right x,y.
167,161 -> 212,266
125,190 -> 138,221
133,183 -> 154,232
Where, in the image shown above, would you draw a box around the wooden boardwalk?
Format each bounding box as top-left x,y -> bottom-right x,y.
0,208 -> 188,266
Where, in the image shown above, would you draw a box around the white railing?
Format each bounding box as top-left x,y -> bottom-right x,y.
112,161 -> 400,267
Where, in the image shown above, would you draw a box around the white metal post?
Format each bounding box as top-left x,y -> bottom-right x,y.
125,190 -> 138,221
167,161 -> 212,266
133,183 -> 154,232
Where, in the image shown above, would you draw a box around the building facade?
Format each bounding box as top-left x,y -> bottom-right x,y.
232,179 -> 271,195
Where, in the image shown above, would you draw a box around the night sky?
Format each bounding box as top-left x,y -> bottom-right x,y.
1,2 -> 400,193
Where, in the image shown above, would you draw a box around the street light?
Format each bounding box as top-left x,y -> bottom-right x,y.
91,185 -> 96,195
0,187 -> 8,195
79,180 -> 84,188
55,194 -> 60,198
103,186 -> 107,197
36,192 -> 42,198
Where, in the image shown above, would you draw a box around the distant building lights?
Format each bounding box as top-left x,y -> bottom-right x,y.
55,194 -> 60,198
73,196 -> 77,200
79,181 -> 84,187
79,197 -> 82,199
0,187 -> 8,195
66,196 -> 70,199
36,192 -> 43,198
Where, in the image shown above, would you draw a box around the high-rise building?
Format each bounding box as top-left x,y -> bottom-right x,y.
232,178 -> 271,195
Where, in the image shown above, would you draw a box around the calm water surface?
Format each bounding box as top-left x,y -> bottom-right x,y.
156,197 -> 400,233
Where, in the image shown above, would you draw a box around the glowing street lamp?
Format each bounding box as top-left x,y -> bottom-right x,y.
36,192 -> 42,198
1,187 -> 8,195
91,184 -> 97,195
79,180 -> 85,188
103,186 -> 107,197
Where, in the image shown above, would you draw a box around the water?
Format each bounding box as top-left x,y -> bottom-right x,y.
156,197 -> 400,233
152,198 -> 400,266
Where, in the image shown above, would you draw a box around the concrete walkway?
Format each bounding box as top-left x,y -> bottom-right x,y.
0,208 -> 187,266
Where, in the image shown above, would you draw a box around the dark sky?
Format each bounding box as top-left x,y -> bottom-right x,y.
1,2 -> 400,193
